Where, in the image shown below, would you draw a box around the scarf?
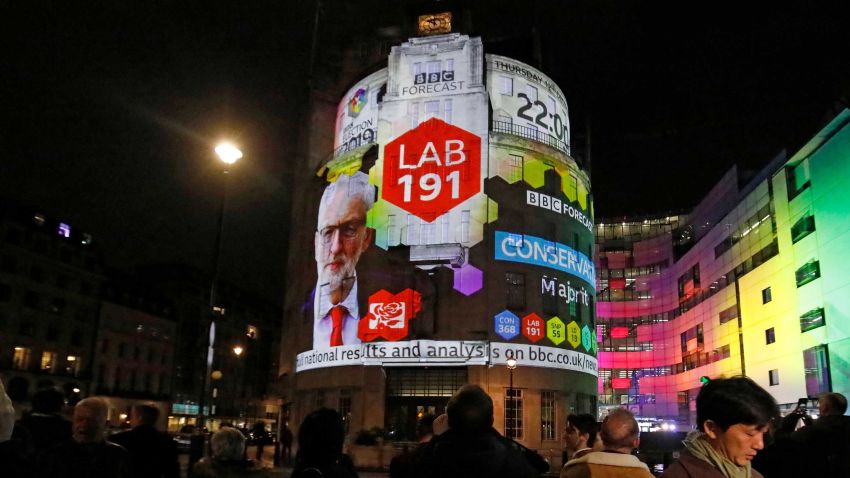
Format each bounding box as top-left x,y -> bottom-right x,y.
683,431 -> 751,478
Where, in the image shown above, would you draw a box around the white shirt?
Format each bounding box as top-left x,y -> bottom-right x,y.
313,280 -> 361,349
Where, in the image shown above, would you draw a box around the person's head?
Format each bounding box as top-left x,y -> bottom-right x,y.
315,172 -> 375,306
31,388 -> 65,414
297,408 -> 346,466
210,427 -> 246,461
600,408 -> 640,453
818,392 -> 848,417
130,404 -> 159,428
73,397 -> 108,444
565,413 -> 598,452
446,384 -> 494,434
696,376 -> 779,466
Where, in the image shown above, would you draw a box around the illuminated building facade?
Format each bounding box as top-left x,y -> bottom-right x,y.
280,26 -> 596,462
595,109 -> 850,424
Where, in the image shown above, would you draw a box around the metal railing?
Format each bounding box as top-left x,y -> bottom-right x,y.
491,121 -> 570,155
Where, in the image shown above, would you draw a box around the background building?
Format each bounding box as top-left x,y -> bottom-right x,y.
280,18 -> 596,464
0,201 -> 103,404
595,108 -> 850,426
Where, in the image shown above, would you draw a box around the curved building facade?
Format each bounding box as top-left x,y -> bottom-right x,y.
280,32 -> 596,459
595,110 -> 850,428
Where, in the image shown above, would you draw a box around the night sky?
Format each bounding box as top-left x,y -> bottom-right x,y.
2,1 -> 848,304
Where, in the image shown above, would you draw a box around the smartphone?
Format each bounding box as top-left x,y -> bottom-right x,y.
796,397 -> 808,411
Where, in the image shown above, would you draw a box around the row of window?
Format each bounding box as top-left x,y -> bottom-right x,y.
12,347 -> 82,376
0,258 -> 96,295
94,363 -> 170,395
714,204 -> 774,259
7,318 -> 86,345
99,338 -> 170,365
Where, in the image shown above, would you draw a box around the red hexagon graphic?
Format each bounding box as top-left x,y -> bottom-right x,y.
522,313 -> 546,343
382,118 -> 481,222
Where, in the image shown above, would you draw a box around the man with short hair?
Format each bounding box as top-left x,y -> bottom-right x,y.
16,388 -> 72,454
109,404 -> 180,478
783,392 -> 850,477
563,413 -> 598,462
560,408 -> 653,478
313,171 -> 375,349
42,397 -> 131,478
413,384 -> 545,478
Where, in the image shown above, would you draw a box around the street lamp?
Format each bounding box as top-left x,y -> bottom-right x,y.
233,345 -> 245,424
506,357 -> 517,440
197,142 -> 242,433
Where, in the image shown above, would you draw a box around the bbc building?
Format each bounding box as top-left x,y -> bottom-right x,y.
279,28 -> 596,463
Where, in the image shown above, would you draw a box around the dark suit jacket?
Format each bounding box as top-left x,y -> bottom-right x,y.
109,425 -> 180,478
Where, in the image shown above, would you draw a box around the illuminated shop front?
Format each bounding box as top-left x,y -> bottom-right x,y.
280,30 -> 596,460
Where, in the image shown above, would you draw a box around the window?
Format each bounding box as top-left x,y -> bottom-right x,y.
444,99 -> 453,124
387,215 -> 398,246
246,325 -> 259,340
542,276 -> 559,315
786,159 -> 811,200
50,298 -> 65,315
762,287 -> 772,304
505,388 -> 523,439
66,355 -> 81,376
460,210 -> 470,243
769,369 -> 779,386
58,223 -> 71,238
339,389 -> 352,433
406,215 -> 420,244
718,305 -> 738,325
505,272 -> 526,310
13,347 -> 31,370
41,351 -> 57,372
800,308 -> 825,332
100,338 -> 110,354
795,260 -> 820,287
765,327 -> 776,345
46,323 -> 60,341
791,215 -> 816,243
541,391 -> 556,441
424,100 -> 440,121
499,76 -> 513,95
803,345 -> 830,396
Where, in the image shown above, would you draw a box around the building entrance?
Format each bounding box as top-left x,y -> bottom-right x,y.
384,367 -> 467,441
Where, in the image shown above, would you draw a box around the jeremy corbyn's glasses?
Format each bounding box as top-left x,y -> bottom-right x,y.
318,221 -> 365,245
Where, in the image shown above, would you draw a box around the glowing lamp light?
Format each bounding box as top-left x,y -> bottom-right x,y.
72,388 -> 81,393
215,142 -> 243,165
211,370 -> 223,380
506,358 -> 517,369
233,346 -> 244,357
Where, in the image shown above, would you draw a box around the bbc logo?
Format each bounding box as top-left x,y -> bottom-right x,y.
527,190 -> 562,213
414,70 -> 455,85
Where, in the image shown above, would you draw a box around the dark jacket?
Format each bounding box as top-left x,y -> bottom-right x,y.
190,458 -> 269,478
661,450 -> 764,478
40,439 -> 132,478
291,453 -> 358,478
0,439 -> 35,478
412,427 -> 543,478
109,424 -> 180,478
16,412 -> 72,454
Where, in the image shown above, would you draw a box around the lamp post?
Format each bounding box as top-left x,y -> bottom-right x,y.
506,357 -> 517,440
233,345 -> 244,424
197,142 -> 242,433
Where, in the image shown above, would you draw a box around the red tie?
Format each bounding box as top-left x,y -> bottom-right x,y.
330,306 -> 346,347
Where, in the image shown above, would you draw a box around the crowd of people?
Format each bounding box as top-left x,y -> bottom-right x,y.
3,375 -> 849,478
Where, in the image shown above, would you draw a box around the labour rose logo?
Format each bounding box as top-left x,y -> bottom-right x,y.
359,289 -> 422,342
